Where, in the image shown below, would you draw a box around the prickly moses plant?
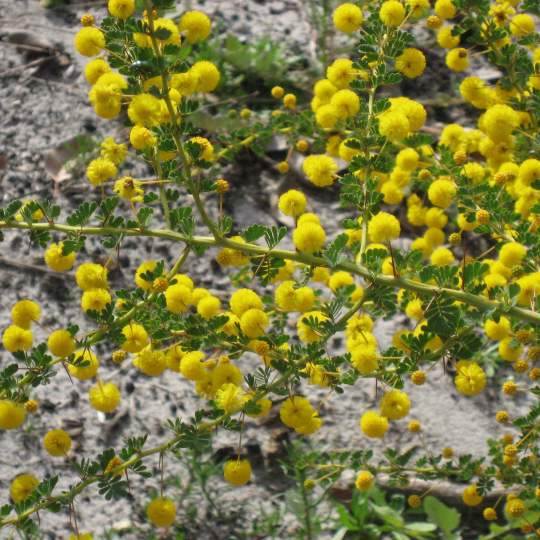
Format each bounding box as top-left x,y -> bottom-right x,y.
1,0 -> 540,536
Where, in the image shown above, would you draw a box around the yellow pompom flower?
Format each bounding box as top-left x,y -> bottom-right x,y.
360,411 -> 389,438
315,104 -> 339,129
81,288 -> 112,313
86,158 -> 117,187
330,89 -> 360,118
0,400 -> 26,430
483,104 -> 519,142
10,474 -> 39,503
437,26 -> 460,48
499,242 -> 526,267
224,459 -> 252,486
313,79 -> 337,103
69,349 -> 99,380
130,125 -> 157,150
108,0 -> 135,19
48,330 -> 75,358
11,299 -> 41,329
293,222 -> 326,253
430,247 -> 455,266
128,93 -> 161,127
134,347 -> 167,377
180,351 -> 206,381
44,242 -> 76,272
89,381 -> 121,413
215,383 -> 248,414
379,0 -> 405,27
121,323 -> 149,353
84,59 -> 111,85
333,3 -> 363,33
367,211 -> 400,243
297,311 -> 328,343
114,176 -> 144,202
190,60 -> 220,92
378,111 -> 410,141
355,470 -> 374,491
43,429 -> 72,457
197,295 -> 221,319
499,337 -> 522,362
454,361 -> 486,396
271,86 -> 284,99
505,497 -> 525,518
462,484 -> 483,507
75,263 -> 108,291
280,396 -> 315,428
179,10 -> 211,43
350,345 -> 379,375
326,58 -> 356,89
302,154 -> 338,187
230,289 -> 263,316
100,137 -> 127,165
165,284 -> 193,314
74,27 -> 105,57
509,14 -> 535,37
147,497 -> 176,527
396,148 -> 419,171
2,325 -> 33,353
379,389 -> 411,420
278,189 -> 307,217
484,316 -> 511,341
240,308 -> 269,338
446,48 -> 469,72
428,178 -> 456,209
395,48 -> 426,78
135,260 -> 158,290
435,0 -> 456,19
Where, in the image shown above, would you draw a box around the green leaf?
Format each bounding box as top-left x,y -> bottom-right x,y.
322,233 -> 348,268
242,224 -> 267,242
423,496 -> 460,538
264,226 -> 287,249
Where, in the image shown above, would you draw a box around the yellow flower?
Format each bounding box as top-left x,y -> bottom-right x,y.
121,323 -> 149,353
293,222 -> 326,253
48,329 -> 75,358
379,389 -> 411,420
355,470 -> 374,491
43,429 -> 72,457
379,111 -> 410,140
446,48 -> 469,72
180,351 -> 207,381
278,189 -> 307,217
230,289 -> 263,316
367,211 -> 400,243
190,60 -> 220,92
74,27 -> 105,57
84,59 -> 111,85
379,0 -> 405,27
509,14 -> 535,37
147,497 -> 176,527
81,288 -> 112,312
44,242 -> 77,272
128,93 -> 161,127
395,48 -> 426,78
240,308 -> 269,338
215,383 -> 248,414
435,0 -> 456,20
0,400 -> 26,430
179,10 -> 211,43
462,484 -> 483,507
69,349 -> 99,380
108,0 -> 135,19
326,58 -> 357,88
360,410 -> 388,438
223,459 -> 252,486
437,26 -> 460,49
303,155 -> 338,187
2,325 -> 33,352
89,381 -> 121,412
10,474 -> 39,503
11,299 -> 41,329
454,360 -> 486,396
333,3 -> 363,33
134,347 -> 167,376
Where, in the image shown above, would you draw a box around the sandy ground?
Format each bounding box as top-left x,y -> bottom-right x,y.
0,1 -> 531,538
